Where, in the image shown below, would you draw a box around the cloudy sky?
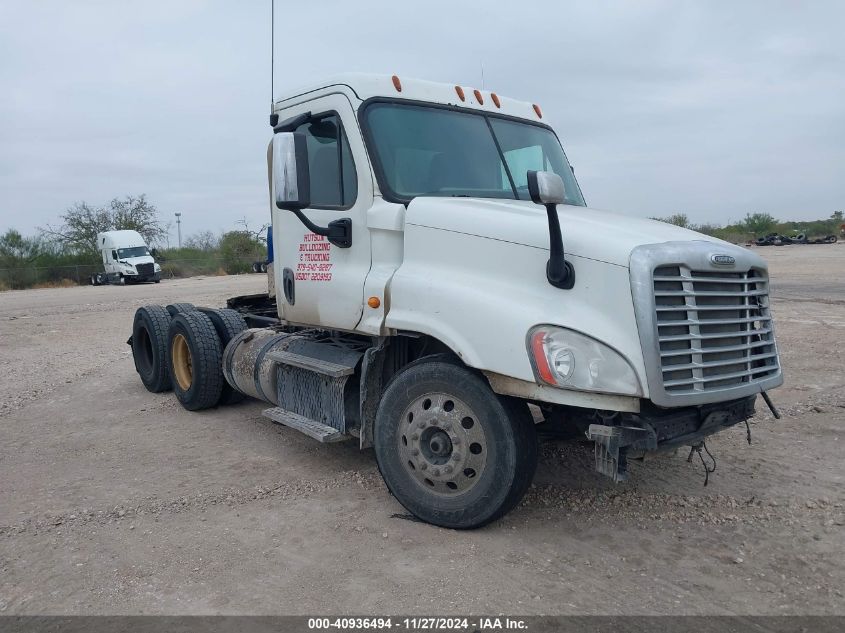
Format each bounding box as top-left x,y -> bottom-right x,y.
1,0 -> 842,244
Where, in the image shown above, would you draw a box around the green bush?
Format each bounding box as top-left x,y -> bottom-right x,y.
218,231 -> 265,274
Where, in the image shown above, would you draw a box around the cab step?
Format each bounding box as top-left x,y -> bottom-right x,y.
262,407 -> 349,443
265,349 -> 355,378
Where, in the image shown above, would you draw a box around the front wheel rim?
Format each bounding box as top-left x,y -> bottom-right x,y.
171,333 -> 193,390
397,392 -> 488,496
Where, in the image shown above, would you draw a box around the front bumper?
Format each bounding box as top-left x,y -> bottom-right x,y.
587,395 -> 756,481
123,271 -> 160,282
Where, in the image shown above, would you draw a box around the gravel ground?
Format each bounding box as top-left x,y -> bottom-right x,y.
0,248 -> 843,615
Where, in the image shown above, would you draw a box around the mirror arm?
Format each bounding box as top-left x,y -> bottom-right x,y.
289,209 -> 352,249
544,203 -> 574,290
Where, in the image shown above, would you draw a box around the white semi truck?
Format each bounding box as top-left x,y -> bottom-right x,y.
92,229 -> 161,285
128,74 -> 783,529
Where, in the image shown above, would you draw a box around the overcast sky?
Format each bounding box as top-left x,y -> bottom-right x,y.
1,0 -> 843,244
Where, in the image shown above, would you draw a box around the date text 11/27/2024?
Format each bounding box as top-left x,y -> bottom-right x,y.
307,617 -> 529,631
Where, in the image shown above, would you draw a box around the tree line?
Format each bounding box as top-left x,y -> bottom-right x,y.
1,195 -> 267,290
3,195 -> 843,291
652,211 -> 844,242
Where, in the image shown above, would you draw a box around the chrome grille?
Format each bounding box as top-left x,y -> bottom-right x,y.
653,265 -> 779,395
136,263 -> 154,276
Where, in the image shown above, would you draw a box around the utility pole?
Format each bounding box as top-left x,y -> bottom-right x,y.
175,212 -> 182,248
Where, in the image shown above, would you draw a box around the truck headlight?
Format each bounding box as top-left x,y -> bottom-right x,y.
154,263 -> 161,272
527,326 -> 642,396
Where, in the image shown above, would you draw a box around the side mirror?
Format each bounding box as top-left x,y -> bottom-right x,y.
273,132 -> 311,210
527,170 -> 574,290
270,130 -> 352,249
150,248 -> 158,258
527,170 -> 565,205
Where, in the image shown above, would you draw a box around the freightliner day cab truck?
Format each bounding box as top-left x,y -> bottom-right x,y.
92,229 -> 162,285
128,74 -> 783,529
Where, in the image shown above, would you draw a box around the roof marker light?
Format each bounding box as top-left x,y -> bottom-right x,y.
473,89 -> 484,105
455,85 -> 465,101
533,103 -> 543,118
392,75 -> 402,92
490,93 -> 501,108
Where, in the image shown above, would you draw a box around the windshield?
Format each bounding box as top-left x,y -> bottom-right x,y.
117,246 -> 150,259
362,102 -> 586,206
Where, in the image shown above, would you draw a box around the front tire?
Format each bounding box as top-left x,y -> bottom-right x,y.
374,359 -> 538,529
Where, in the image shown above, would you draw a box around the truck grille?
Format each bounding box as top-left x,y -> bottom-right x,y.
653,265 -> 779,396
136,263 -> 154,277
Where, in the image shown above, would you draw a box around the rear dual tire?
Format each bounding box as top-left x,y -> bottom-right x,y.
131,305 -> 173,392
167,311 -> 224,411
131,305 -> 247,409
197,308 -> 248,405
166,302 -> 196,317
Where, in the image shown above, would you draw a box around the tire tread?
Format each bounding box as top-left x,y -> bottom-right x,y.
167,310 -> 223,411
131,305 -> 172,392
197,308 -> 248,405
374,359 -> 538,529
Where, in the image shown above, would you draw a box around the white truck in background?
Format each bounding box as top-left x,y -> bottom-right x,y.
128,74 -> 783,529
92,230 -> 161,285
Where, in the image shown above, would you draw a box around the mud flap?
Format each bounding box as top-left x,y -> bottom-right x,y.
587,424 -> 657,482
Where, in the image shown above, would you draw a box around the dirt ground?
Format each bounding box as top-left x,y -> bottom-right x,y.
0,247 -> 843,616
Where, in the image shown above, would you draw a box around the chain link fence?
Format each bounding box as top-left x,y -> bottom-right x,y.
0,257 -> 261,291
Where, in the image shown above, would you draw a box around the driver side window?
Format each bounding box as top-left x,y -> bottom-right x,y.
295,114 -> 357,208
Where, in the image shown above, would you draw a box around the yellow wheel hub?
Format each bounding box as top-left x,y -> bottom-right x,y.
171,333 -> 193,390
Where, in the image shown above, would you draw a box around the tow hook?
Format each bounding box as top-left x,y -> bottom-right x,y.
586,424 -> 657,482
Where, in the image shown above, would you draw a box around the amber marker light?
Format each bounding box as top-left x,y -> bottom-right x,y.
530,331 -> 555,384
533,103 -> 543,118
473,89 -> 484,104
392,75 -> 402,92
455,85 -> 465,101
368,296 -> 381,309
490,93 -> 501,108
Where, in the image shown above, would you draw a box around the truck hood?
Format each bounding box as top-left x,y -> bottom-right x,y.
404,197 -> 729,267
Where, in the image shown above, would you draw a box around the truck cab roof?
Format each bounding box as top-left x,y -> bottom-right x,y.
97,230 -> 147,248
272,73 -> 546,124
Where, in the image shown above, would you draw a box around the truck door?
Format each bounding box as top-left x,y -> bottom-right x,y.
272,93 -> 373,331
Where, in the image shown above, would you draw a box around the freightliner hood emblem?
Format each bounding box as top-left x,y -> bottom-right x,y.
710,254 -> 736,266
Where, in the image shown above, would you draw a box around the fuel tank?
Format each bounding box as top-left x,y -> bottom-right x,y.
222,328 -> 296,405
